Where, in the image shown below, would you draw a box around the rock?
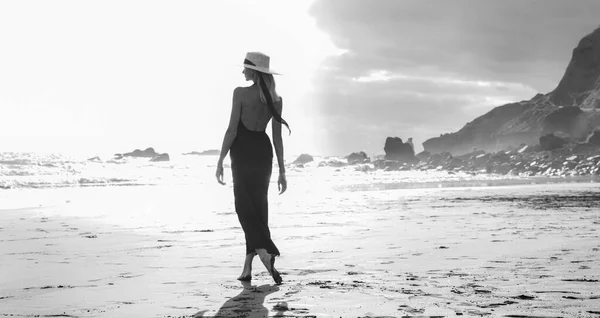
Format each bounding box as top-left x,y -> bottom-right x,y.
489,151 -> 511,164
416,151 -> 431,161
549,27 -> 600,107
383,161 -> 402,171
474,153 -> 491,165
517,145 -> 531,153
150,153 -> 170,162
293,154 -> 314,165
468,149 -> 487,159
317,159 -> 346,168
373,159 -> 400,170
539,133 -> 567,151
492,163 -> 511,175
87,156 -> 101,162
588,155 -> 600,162
422,102 -> 535,155
346,151 -> 370,165
541,106 -> 588,138
384,137 -> 418,163
406,138 -> 414,150
444,158 -> 465,170
427,152 -> 453,167
586,130 -> 600,146
183,149 -> 220,156
116,147 -> 159,159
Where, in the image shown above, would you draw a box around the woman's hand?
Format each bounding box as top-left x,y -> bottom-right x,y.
278,172 -> 287,195
216,162 -> 225,185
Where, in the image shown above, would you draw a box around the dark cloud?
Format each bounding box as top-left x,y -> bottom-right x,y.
308,0 -> 600,155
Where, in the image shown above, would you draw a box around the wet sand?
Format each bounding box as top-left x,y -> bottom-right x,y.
1,182 -> 599,317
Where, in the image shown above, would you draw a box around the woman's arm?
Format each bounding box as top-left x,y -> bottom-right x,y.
217,87 -> 242,165
272,98 -> 285,174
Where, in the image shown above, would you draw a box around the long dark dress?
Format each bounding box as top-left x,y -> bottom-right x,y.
229,119 -> 280,256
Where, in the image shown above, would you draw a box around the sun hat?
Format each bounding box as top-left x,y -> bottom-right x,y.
243,52 -> 281,75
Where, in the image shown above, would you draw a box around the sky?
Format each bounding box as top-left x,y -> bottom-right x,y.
1,1 -> 599,157
307,0 -> 600,155
0,0 -> 341,156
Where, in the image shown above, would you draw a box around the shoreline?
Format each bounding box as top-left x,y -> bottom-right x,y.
1,182 -> 599,317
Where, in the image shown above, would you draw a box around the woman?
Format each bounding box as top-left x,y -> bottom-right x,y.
215,52 -> 290,285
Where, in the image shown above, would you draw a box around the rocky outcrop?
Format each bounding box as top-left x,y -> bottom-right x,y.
549,27 -> 600,107
346,151 -> 369,165
115,147 -> 170,162
416,151 -> 431,161
539,133 -> 567,151
541,106 -> 591,138
150,153 -> 170,162
423,102 -> 535,155
116,147 -> 158,159
293,154 -> 314,165
383,137 -> 418,163
423,27 -> 600,156
387,144 -> 600,177
183,149 -> 220,156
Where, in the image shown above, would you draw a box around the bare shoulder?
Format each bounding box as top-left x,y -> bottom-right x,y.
233,86 -> 246,96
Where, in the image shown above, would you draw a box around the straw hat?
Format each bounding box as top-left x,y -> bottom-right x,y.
242,52 -> 281,75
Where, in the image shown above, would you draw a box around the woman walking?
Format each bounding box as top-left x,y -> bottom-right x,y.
215,52 -> 290,285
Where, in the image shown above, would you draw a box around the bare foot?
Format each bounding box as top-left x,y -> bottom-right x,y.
237,252 -> 256,281
256,249 -> 282,285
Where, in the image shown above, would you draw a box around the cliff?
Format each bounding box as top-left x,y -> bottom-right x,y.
423,27 -> 600,155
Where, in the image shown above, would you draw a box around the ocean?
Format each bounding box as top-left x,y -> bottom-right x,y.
2,151 -> 599,191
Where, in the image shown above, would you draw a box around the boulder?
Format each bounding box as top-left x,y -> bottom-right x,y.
489,151 -> 511,164
539,133 -> 567,151
517,145 -> 531,153
293,154 -> 314,165
416,151 -> 431,161
346,151 -> 369,165
474,153 -> 491,166
444,158 -> 465,170
383,137 -> 418,163
150,153 -> 170,162
492,163 -> 512,175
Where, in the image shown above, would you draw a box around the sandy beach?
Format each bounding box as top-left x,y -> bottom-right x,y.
1,181 -> 599,317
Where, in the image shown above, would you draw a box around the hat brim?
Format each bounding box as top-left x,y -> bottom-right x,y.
242,64 -> 281,75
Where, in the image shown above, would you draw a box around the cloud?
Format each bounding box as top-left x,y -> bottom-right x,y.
307,0 -> 600,155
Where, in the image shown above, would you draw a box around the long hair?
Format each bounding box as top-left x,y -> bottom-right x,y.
253,72 -> 280,104
252,71 -> 291,135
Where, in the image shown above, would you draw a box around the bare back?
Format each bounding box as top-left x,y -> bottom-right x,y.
238,85 -> 283,132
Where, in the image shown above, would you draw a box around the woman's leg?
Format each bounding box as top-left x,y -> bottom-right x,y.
256,248 -> 282,285
237,252 -> 256,281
